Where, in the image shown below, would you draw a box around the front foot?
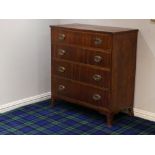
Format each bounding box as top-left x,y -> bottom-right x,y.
106,113 -> 114,127
128,107 -> 134,117
51,96 -> 56,107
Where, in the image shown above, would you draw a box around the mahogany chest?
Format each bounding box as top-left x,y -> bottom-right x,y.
50,24 -> 138,126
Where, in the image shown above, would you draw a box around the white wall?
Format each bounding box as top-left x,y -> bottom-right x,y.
59,19 -> 155,113
0,19 -> 58,105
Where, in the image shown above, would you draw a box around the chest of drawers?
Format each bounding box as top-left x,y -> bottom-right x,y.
50,24 -> 138,126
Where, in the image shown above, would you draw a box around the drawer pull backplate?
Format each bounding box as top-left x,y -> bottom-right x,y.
58,66 -> 66,73
92,74 -> 102,81
58,85 -> 66,91
94,55 -> 103,63
94,37 -> 102,45
92,94 -> 101,101
58,49 -> 66,56
58,34 -> 66,41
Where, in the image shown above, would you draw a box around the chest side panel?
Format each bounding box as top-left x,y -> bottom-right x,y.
111,31 -> 138,112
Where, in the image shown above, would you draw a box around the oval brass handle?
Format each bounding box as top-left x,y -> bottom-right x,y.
58,85 -> 65,91
92,74 -> 102,81
58,34 -> 65,41
92,94 -> 101,101
94,55 -> 103,63
94,37 -> 102,45
58,49 -> 66,56
58,66 -> 66,73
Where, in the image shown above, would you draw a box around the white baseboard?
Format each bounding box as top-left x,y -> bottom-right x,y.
0,92 -> 51,113
134,108 -> 155,122
0,93 -> 155,122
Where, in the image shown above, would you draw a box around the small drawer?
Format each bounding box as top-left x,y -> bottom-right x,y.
52,28 -> 84,46
52,59 -> 72,79
53,45 -> 87,64
52,77 -> 110,107
73,63 -> 111,89
53,45 -> 111,68
84,32 -> 112,50
86,49 -> 111,68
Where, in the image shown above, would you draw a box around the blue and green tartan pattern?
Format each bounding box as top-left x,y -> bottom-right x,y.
0,100 -> 155,135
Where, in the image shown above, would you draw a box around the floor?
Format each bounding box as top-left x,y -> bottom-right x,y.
0,100 -> 155,135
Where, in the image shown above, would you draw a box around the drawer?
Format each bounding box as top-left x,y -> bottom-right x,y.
52,77 -> 110,107
52,59 -> 72,79
86,49 -> 111,68
84,32 -> 112,50
53,45 -> 86,64
52,28 -> 112,50
52,59 -> 110,89
52,28 -> 84,46
53,45 -> 111,68
73,64 -> 110,89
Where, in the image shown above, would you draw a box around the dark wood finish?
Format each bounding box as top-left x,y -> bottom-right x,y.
50,24 -> 138,126
52,77 -> 110,107
111,31 -> 138,114
53,44 -> 111,68
52,59 -> 72,79
128,107 -> 134,117
52,28 -> 84,46
51,23 -> 138,34
52,59 -> 110,89
52,27 -> 113,50
51,96 -> 56,107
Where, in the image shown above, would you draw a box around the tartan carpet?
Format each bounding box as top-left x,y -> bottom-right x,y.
0,100 -> 155,135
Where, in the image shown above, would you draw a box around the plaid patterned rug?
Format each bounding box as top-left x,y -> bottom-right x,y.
0,100 -> 155,135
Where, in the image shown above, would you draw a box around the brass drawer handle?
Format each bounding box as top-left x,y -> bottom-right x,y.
94,55 -> 103,63
58,66 -> 66,73
58,34 -> 66,41
94,37 -> 102,45
58,85 -> 65,91
92,94 -> 101,101
92,74 -> 102,81
58,49 -> 66,56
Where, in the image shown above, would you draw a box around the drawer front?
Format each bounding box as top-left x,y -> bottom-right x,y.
73,64 -> 110,89
53,45 -> 86,64
52,77 -> 110,107
52,28 -> 112,50
52,59 -> 72,79
84,33 -> 112,50
52,28 -> 84,46
53,45 -> 111,68
86,49 -> 111,68
52,59 -> 110,89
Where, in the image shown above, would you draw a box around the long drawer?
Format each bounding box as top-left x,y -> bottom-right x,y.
52,28 -> 112,50
52,59 -> 111,89
52,77 -> 110,107
53,44 -> 111,68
